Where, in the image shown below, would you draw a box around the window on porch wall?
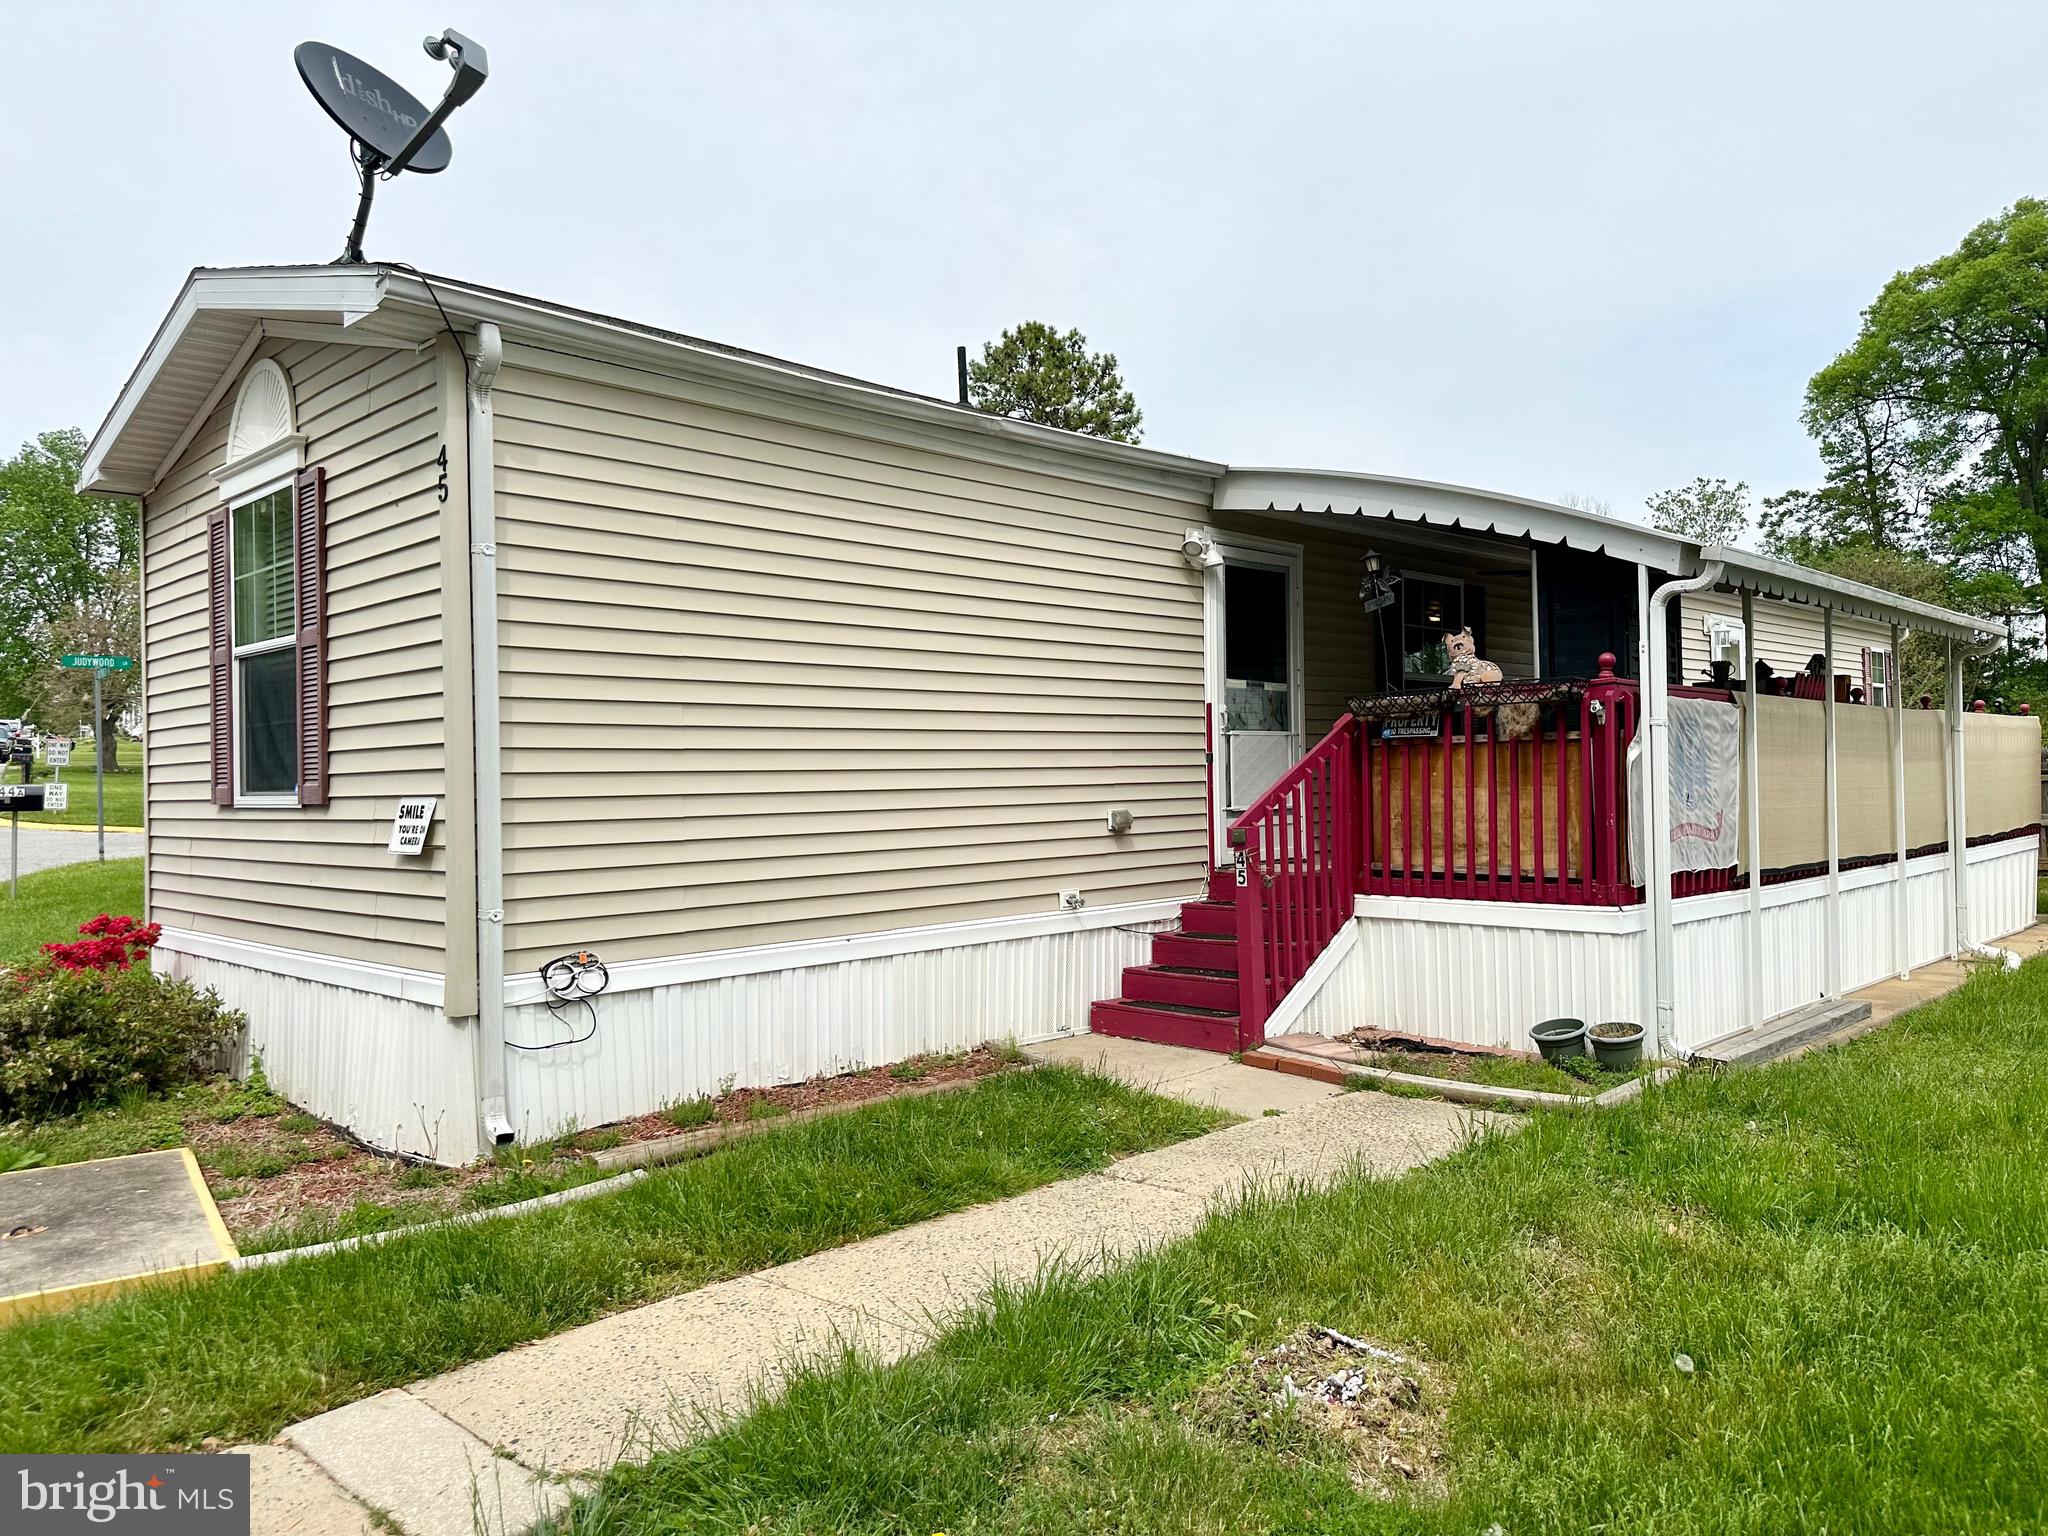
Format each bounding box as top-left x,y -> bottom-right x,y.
1397,574 -> 1484,685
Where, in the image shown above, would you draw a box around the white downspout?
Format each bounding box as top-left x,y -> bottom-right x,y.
1644,560 -> 1724,1058
1823,607 -> 1840,998
1889,621 -> 1908,980
1742,588 -> 1763,1027
467,321 -> 513,1148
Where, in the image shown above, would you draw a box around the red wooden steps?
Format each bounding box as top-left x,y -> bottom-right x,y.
1086,878 -> 1243,1054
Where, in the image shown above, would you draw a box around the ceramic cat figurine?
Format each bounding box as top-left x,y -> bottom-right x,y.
1444,627 -> 1537,739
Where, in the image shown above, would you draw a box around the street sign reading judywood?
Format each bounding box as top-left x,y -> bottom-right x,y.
60,654 -> 133,670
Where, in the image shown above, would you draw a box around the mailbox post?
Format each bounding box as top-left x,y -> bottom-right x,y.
1,781 -> 69,898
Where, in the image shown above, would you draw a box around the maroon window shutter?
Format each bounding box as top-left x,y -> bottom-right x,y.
207,505 -> 234,807
293,466 -> 329,806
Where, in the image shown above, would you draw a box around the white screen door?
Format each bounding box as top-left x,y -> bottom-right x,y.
1220,556 -> 1303,814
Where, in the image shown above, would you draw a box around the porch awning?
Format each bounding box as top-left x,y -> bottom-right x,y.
1214,468 -> 1689,570
1698,546 -> 2007,645
1214,468 -> 2008,645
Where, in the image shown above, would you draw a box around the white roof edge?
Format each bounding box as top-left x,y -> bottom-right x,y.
1214,466 -> 1692,568
374,272 -> 1228,488
79,266 -> 389,495
1700,545 -> 2006,643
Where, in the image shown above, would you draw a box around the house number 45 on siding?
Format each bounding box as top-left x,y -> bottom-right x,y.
435,445 -> 450,503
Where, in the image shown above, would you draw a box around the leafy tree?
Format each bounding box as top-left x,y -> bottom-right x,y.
1802,199 -> 2048,643
966,323 -> 1143,443
0,430 -> 139,764
35,584 -> 141,770
1645,477 -> 1750,546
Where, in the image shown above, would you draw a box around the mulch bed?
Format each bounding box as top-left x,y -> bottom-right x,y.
604,1044 -> 1016,1144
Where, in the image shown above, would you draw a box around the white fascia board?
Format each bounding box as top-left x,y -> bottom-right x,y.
1701,545 -> 2006,643
1354,895 -> 1648,934
375,273 -> 1227,499
155,926 -> 444,1006
80,267 -> 388,496
1216,468 -> 1692,570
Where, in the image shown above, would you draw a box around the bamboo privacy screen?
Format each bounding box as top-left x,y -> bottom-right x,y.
1963,712 -> 2042,839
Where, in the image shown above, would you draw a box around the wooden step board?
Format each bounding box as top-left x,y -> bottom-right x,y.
1692,998 -> 1873,1068
1086,876 -> 1244,1054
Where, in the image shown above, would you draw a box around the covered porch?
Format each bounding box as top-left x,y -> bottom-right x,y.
1091,471 -> 2038,1063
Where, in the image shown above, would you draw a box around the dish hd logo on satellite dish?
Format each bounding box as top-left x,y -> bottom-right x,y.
330,56 -> 422,131
4,1456 -> 249,1535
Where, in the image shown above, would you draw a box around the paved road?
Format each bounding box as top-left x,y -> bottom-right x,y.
3,825 -> 144,880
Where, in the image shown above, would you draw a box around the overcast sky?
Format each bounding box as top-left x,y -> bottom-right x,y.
5,2 -> 2045,524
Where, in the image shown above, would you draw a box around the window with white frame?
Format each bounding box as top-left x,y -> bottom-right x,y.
231,486 -> 298,800
1865,644 -> 1894,707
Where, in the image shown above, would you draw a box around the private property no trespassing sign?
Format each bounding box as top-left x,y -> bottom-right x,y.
389,797 -> 436,855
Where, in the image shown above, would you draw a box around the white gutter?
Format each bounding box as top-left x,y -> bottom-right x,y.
466,321 -> 512,1149
1644,561 -> 1725,1056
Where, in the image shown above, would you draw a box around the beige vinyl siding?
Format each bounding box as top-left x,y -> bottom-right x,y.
1212,510 -> 1535,734
1681,589 -> 1891,689
490,351 -> 1212,968
143,339 -> 450,971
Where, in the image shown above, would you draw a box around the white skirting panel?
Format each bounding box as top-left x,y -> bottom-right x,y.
500,917 -> 1171,1143
158,949 -> 478,1165
1906,860 -> 1955,971
1967,835 -> 2038,943
1315,847 -> 2013,1060
1344,902 -> 1642,1052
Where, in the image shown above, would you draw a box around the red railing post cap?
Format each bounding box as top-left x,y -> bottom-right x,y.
1595,652 -> 1617,679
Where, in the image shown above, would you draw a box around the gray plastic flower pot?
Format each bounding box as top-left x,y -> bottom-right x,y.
1588,1021 -> 1645,1070
1530,1018 -> 1587,1062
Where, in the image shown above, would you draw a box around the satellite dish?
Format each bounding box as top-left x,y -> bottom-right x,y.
296,43 -> 454,173
295,30 -> 490,264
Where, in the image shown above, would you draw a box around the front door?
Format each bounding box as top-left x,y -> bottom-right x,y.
1217,549 -> 1304,834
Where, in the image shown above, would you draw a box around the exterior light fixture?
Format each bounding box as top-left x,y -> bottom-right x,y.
1358,550 -> 1397,614
1180,529 -> 1222,569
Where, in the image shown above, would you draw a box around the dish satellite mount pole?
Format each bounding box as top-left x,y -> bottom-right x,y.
296,29 -> 490,265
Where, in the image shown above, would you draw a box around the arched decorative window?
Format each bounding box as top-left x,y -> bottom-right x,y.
208,358 -> 327,809
216,359 -> 305,503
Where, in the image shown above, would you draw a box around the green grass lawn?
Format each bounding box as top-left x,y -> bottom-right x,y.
0,856 -> 144,966
0,1066 -> 1228,1453
10,751 -> 143,829
553,958 -> 2048,1535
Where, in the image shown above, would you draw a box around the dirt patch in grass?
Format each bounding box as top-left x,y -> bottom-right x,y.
1193,1326 -> 1451,1500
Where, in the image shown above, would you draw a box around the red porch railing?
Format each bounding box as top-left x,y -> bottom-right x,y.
1357,662 -> 1641,906
1223,658 -> 1739,1041
1227,714 -> 1362,1042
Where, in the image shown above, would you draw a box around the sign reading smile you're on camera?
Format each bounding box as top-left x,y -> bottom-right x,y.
388,796 -> 437,855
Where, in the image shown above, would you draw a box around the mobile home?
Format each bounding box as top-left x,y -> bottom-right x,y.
80,267 -> 2039,1161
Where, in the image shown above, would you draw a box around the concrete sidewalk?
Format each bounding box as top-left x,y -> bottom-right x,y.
240,1042 -> 1489,1536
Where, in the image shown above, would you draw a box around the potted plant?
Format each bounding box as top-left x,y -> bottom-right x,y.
1588,1021 -> 1645,1069
1530,1018 -> 1586,1062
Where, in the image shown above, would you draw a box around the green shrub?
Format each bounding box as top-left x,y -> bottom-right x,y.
0,968 -> 244,1123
